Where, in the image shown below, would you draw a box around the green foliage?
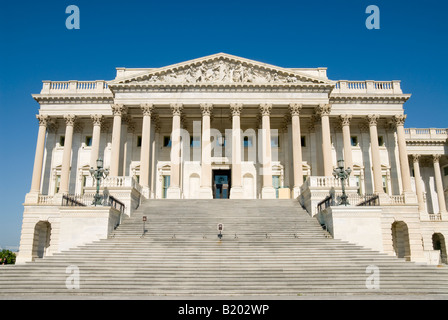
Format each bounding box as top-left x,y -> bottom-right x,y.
0,250 -> 16,265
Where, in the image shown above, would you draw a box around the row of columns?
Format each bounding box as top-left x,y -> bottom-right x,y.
412,154 -> 447,215
29,104 -> 441,204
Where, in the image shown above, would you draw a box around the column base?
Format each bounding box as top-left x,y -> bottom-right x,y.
292,187 -> 301,200
261,186 -> 277,199
403,191 -> 418,205
229,186 -> 244,199
24,192 -> 40,205
166,187 -> 181,199
198,187 -> 213,199
141,186 -> 151,200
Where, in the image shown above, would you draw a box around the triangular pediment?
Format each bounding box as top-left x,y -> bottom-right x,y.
109,53 -> 334,87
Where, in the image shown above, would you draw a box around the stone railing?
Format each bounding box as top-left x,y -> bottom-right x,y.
333,80 -> 402,94
404,128 -> 448,140
300,176 -> 357,192
40,80 -> 111,94
85,176 -> 142,194
37,195 -> 54,205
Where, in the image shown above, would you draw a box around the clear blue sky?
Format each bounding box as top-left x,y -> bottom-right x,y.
0,0 -> 447,248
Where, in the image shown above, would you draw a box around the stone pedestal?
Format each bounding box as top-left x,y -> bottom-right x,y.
261,186 -> 277,199
229,186 -> 244,199
166,186 -> 182,199
198,187 -> 213,199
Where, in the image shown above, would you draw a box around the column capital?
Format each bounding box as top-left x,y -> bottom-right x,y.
340,114 -> 352,126
36,114 -> 50,127
111,104 -> 127,116
91,114 -> 103,126
411,154 -> 421,163
230,103 -> 243,116
289,103 -> 303,116
259,103 -> 272,116
393,114 -> 407,126
366,114 -> 380,127
141,103 -> 154,116
200,103 -> 214,116
316,103 -> 331,117
170,103 -> 183,116
63,114 -> 76,126
433,154 -> 442,163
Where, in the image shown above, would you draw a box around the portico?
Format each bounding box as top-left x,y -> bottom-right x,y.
17,53 -> 448,264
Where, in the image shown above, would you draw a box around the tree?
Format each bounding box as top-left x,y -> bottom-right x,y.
0,250 -> 16,265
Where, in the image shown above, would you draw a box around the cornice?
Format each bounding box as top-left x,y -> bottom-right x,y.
32,94 -> 114,104
330,93 -> 411,104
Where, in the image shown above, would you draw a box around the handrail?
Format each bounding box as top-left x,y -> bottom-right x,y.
357,194 -> 380,206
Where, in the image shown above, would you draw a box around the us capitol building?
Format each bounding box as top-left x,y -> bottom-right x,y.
17,53 -> 448,266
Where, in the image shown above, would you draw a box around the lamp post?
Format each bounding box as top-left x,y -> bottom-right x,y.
89,158 -> 109,206
333,159 -> 352,206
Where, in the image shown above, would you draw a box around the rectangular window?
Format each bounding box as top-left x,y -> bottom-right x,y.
137,136 -> 142,147
243,136 -> 253,148
190,136 -> 200,147
378,136 -> 385,147
85,136 -> 92,147
271,136 -> 279,148
301,136 -> 306,147
163,136 -> 171,147
59,136 -> 65,147
55,175 -> 61,194
382,175 -> 388,194
350,136 -> 358,147
444,167 -> 448,176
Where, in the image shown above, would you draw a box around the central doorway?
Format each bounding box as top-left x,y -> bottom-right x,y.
213,170 -> 231,199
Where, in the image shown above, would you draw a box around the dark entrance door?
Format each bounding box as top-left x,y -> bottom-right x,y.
213,170 -> 231,199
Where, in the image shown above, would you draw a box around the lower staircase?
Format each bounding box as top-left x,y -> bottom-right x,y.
1,199 -> 448,297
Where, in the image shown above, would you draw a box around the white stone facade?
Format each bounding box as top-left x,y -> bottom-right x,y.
17,53 -> 448,264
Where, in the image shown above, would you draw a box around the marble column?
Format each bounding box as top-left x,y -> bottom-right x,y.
340,114 -> 353,170
289,103 -> 303,198
110,104 -> 127,177
317,104 -> 333,176
411,154 -> 426,213
433,154 -> 447,215
89,115 -> 103,169
199,103 -> 214,199
230,103 -> 244,199
260,103 -> 276,199
140,104 -> 154,198
59,115 -> 76,194
393,114 -> 413,194
367,114 -> 384,194
167,103 -> 183,199
30,115 -> 50,193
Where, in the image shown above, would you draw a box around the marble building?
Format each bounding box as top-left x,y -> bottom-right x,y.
16,53 -> 448,264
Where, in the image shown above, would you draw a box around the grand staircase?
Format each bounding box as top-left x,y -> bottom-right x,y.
1,199 -> 448,297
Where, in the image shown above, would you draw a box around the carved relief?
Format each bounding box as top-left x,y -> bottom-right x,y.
36,114 -> 50,127
111,104 -> 127,116
366,114 -> 380,126
200,103 -> 214,116
141,58 -> 304,85
64,114 -> 76,126
170,103 -> 183,116
393,114 -> 407,126
91,114 -> 103,126
316,104 -> 331,117
229,103 -> 243,116
259,103 -> 272,116
289,103 -> 303,117
340,114 -> 352,126
141,103 -> 154,117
